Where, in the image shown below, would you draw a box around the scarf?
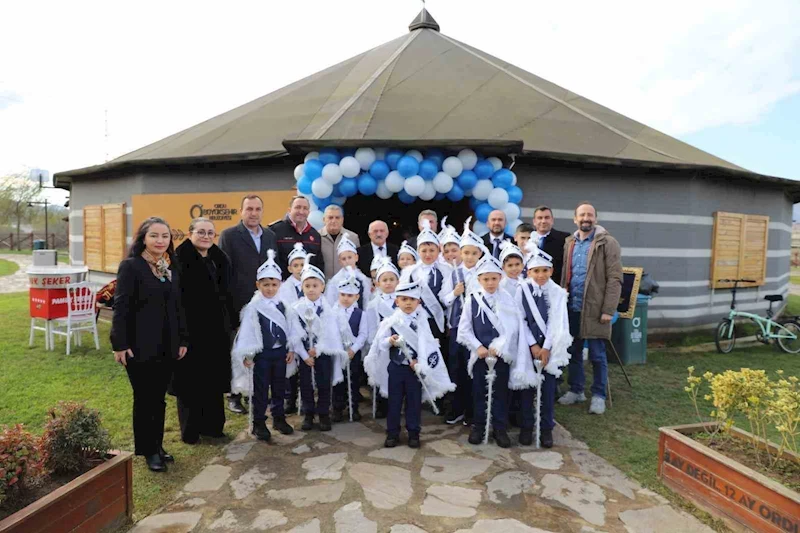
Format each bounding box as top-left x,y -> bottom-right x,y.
142,250 -> 172,282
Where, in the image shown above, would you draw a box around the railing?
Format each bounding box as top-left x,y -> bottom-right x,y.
0,233 -> 68,250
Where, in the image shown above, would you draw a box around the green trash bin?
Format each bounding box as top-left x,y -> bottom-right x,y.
33,239 -> 46,250
611,295 -> 650,365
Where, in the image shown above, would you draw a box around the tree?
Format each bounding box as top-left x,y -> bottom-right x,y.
0,173 -> 42,250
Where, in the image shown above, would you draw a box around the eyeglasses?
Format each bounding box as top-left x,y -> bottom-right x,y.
193,230 -> 216,238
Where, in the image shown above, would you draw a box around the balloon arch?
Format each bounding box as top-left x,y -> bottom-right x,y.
294,147 -> 524,236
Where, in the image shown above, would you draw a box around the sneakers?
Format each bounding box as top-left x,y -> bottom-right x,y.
252,421 -> 271,442
518,428 -> 533,446
589,396 -> 606,415
384,434 -> 399,448
445,412 -> 464,425
540,428 -> 554,448
468,426 -> 484,445
408,433 -> 420,449
493,429 -> 511,448
273,417 -> 294,435
319,414 -> 332,431
558,391 -> 587,405
300,414 -> 314,431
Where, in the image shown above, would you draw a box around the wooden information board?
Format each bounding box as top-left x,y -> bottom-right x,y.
83,203 -> 127,273
710,212 -> 769,289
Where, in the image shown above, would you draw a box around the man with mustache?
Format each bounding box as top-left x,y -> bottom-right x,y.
559,202 -> 622,416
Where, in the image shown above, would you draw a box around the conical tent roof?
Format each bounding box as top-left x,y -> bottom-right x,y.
87,10 -> 745,172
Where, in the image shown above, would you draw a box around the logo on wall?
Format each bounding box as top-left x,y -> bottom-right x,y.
189,203 -> 239,221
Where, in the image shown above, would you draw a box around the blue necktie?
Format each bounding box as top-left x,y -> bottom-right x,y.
295,285 -> 302,299
539,235 -> 545,249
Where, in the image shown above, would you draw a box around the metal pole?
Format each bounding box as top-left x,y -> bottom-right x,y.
44,199 -> 49,249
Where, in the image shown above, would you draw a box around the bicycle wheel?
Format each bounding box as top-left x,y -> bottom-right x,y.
776,320 -> 800,354
715,319 -> 736,353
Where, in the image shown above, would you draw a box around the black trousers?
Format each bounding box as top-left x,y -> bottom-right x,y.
447,328 -> 473,419
125,358 -> 172,456
333,351 -> 361,412
177,393 -> 225,443
253,347 -> 287,423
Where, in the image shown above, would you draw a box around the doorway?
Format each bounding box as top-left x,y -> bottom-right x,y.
343,195 -> 472,246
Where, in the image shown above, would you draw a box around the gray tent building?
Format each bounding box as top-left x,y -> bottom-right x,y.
56,9 -> 799,333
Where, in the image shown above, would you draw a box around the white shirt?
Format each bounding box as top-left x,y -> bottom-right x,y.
249,226 -> 263,253
371,242 -> 388,259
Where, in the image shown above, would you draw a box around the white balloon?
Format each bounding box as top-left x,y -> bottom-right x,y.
374,147 -> 387,161
355,147 -> 376,170
405,149 -> 423,162
308,210 -> 324,230
321,163 -> 343,184
304,151 -> 319,163
432,172 -> 454,193
339,156 -> 361,178
473,220 -> 488,236
442,156 -> 463,178
457,148 -> 478,170
503,203 -> 521,221
508,218 -> 523,233
487,156 -> 502,172
311,178 -> 333,198
385,170 -> 405,193
419,181 -> 436,201
294,164 -> 305,180
303,194 -> 318,212
376,180 -> 393,199
403,175 -> 426,197
472,179 -> 494,201
512,172 -> 517,186
488,187 -> 509,209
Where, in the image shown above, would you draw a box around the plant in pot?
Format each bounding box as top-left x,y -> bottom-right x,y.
0,425 -> 46,510
658,367 -> 799,533
41,401 -> 112,476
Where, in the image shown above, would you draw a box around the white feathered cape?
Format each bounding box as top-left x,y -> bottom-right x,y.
290,296 -> 346,387
363,308 -> 455,402
230,291 -> 299,396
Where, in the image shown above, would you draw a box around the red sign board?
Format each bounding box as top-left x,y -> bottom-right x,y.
29,289 -> 69,320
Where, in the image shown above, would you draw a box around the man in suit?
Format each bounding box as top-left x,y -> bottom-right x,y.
357,220 -> 399,277
218,194 -> 278,414
532,205 -> 570,286
406,210 -> 439,249
482,209 -> 515,259
319,205 -> 361,280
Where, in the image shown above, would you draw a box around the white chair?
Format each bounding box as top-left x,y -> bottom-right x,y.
29,317 -> 51,350
50,282 -> 100,354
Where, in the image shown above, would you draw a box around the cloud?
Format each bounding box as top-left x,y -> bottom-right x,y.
0,89 -> 23,111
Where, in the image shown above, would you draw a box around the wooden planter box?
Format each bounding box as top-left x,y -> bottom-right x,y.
0,451 -> 133,533
658,423 -> 800,533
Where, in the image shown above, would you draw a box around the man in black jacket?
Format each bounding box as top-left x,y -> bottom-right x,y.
482,209 -> 515,259
531,205 -> 570,286
218,194 -> 278,414
270,196 -> 323,279
357,219 -> 399,277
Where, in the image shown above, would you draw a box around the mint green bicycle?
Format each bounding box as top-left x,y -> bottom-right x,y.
715,278 -> 800,354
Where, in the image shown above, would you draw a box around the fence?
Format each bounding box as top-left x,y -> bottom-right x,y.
0,233 -> 68,250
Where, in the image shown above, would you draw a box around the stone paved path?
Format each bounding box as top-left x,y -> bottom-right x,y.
129,411 -> 714,533
0,254 -> 31,293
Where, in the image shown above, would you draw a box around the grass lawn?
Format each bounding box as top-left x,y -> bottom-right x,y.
0,259 -> 19,277
0,292 -> 247,524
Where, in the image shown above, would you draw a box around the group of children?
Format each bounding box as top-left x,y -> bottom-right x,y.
230,217 -> 572,450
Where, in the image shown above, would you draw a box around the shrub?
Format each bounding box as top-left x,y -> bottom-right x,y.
0,424 -> 45,505
41,402 -> 111,475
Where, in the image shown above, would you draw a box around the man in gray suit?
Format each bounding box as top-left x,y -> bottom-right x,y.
319,205 -> 360,280
218,194 -> 278,414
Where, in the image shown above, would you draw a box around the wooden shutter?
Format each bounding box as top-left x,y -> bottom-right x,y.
83,203 -> 127,273
83,205 -> 104,271
711,212 -> 769,289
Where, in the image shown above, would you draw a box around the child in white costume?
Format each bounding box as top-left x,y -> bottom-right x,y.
365,258 -> 400,418
325,234 -> 372,310
278,242 -> 306,306
499,241 -> 525,298
230,250 -> 297,442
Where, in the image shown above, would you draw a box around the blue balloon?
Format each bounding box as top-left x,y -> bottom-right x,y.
304,159 -> 323,179
475,202 -> 493,223
492,168 -> 514,189
313,195 -> 332,209
398,190 -> 416,204
318,148 -> 340,166
457,170 -> 478,190
369,160 -> 390,181
297,176 -> 313,195
332,184 -> 342,197
426,149 -> 445,168
358,174 -> 378,196
385,149 -> 403,170
397,156 -> 420,178
446,183 -> 464,202
469,196 -> 480,210
339,177 -> 358,197
474,160 -> 494,180
419,159 -> 438,180
331,197 -> 345,206
340,148 -> 356,157
434,192 -> 446,201
507,185 -> 523,204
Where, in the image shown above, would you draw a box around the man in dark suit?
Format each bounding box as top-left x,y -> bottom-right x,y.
531,205 -> 570,286
357,219 -> 399,278
482,209 -> 515,259
218,194 -> 278,414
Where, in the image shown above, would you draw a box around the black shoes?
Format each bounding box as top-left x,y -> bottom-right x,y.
408,433 -> 420,448
285,401 -> 298,415
519,429 -> 533,446
384,435 -> 399,448
300,414 -> 314,431
273,417 -> 294,435
146,453 -> 167,472
540,428 -> 554,449
319,414 -> 332,431
375,407 -> 387,419
468,426 -> 484,445
351,410 -> 362,422
228,396 -> 248,415
445,412 -> 464,425
159,447 -> 175,463
331,410 -> 344,423
493,429 -> 511,448
252,422 -> 272,442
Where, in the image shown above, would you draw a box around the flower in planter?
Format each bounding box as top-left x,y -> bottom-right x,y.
0,424 -> 45,505
41,401 -> 111,475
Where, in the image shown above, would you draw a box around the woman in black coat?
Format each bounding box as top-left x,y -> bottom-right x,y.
111,217 -> 188,473
173,217 -> 235,444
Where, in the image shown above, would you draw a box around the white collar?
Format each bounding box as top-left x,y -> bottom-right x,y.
372,242 -> 387,254
537,231 -> 551,239
490,233 -> 504,241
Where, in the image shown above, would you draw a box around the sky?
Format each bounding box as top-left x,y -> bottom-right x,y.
2,0 -> 799,210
